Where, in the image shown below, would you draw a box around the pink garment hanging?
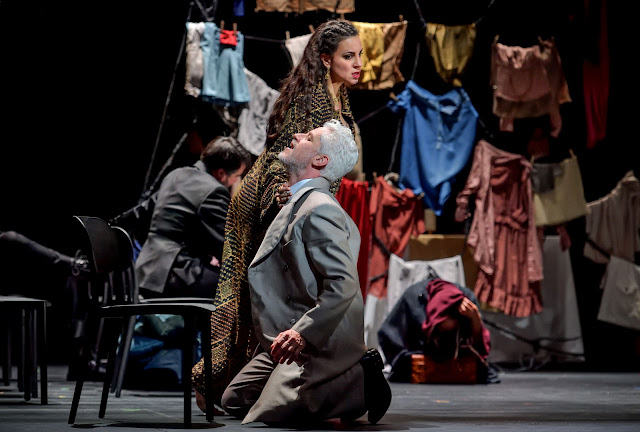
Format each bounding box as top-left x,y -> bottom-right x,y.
455,140 -> 543,317
491,37 -> 571,138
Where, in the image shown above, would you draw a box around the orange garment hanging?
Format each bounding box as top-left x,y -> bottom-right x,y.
367,175 -> 425,300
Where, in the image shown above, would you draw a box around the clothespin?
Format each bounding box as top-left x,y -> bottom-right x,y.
340,13 -> 345,20
389,92 -> 398,102
232,22 -> 237,34
399,15 -> 404,23
308,24 -> 315,33
220,20 -> 225,30
285,30 -> 291,41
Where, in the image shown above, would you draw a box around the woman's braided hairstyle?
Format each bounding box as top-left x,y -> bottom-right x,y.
265,19 -> 358,148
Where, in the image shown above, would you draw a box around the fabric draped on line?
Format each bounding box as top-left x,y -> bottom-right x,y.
255,0 -> 355,14
237,68 -> 280,156
425,22 -> 476,87
387,80 -> 478,215
349,20 -> 408,91
455,140 -> 543,317
185,22 -> 251,106
490,36 -> 571,137
363,178 -> 425,358
583,170 -> 640,264
335,178 -> 372,299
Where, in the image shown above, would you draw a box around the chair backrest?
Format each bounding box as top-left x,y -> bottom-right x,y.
111,225 -> 140,304
72,216 -> 138,306
73,216 -> 120,275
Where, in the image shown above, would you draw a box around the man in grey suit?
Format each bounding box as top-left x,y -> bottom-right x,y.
220,119 -> 392,425
135,136 -> 251,299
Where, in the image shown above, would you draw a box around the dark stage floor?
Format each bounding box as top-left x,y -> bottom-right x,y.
1,365 -> 639,432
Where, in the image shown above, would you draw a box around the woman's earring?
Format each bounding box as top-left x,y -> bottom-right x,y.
324,66 -> 331,83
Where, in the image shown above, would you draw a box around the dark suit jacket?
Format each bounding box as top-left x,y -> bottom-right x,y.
134,160 -> 229,295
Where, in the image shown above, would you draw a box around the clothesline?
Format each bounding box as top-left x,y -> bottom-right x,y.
244,34 -> 285,44
411,0 -> 498,27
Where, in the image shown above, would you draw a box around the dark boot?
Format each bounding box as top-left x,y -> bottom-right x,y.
359,348 -> 391,424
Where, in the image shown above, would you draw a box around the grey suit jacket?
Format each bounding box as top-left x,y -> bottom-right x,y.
135,161 -> 229,294
243,176 -> 367,423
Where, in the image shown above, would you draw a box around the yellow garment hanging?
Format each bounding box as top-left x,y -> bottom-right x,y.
425,22 -> 476,87
351,21 -> 385,84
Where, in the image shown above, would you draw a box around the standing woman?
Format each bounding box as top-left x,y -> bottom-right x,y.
192,19 -> 363,409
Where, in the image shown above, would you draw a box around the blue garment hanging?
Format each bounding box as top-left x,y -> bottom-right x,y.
387,80 -> 478,215
233,0 -> 245,16
201,22 -> 250,105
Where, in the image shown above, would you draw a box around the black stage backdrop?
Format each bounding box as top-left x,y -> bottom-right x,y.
1,1 -> 637,367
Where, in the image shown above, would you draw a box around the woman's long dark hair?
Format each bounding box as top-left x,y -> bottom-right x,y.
265,19 -> 358,148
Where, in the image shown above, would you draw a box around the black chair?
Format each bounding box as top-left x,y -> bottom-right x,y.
67,216 -> 215,427
108,225 -> 215,399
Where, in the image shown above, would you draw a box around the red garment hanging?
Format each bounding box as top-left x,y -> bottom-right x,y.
220,29 -> 238,46
335,177 -> 372,299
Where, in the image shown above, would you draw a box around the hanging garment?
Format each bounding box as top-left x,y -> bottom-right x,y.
350,20 -> 408,90
185,22 -> 206,98
406,234 -> 480,291
491,37 -> 571,137
583,0 -> 609,149
335,177 -> 372,300
425,22 -> 476,87
387,80 -> 478,215
254,0 -> 355,13
532,152 -> 588,226
220,29 -> 238,46
284,33 -> 312,68
386,254 -> 466,317
237,68 -> 280,156
365,253 -> 465,364
201,23 -> 250,105
455,140 -> 543,317
598,255 -> 640,332
482,235 -> 584,364
367,176 -> 425,301
351,22 -> 385,85
584,171 -> 640,264
234,0 -> 245,16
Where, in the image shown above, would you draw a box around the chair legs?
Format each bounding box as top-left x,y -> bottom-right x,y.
68,340 -> 90,423
99,319 -> 121,418
68,314 -> 100,424
110,315 -> 136,397
69,312 -> 215,427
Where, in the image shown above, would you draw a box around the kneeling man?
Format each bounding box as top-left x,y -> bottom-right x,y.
221,119 -> 392,425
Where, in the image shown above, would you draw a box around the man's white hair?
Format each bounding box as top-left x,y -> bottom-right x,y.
318,119 -> 359,183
